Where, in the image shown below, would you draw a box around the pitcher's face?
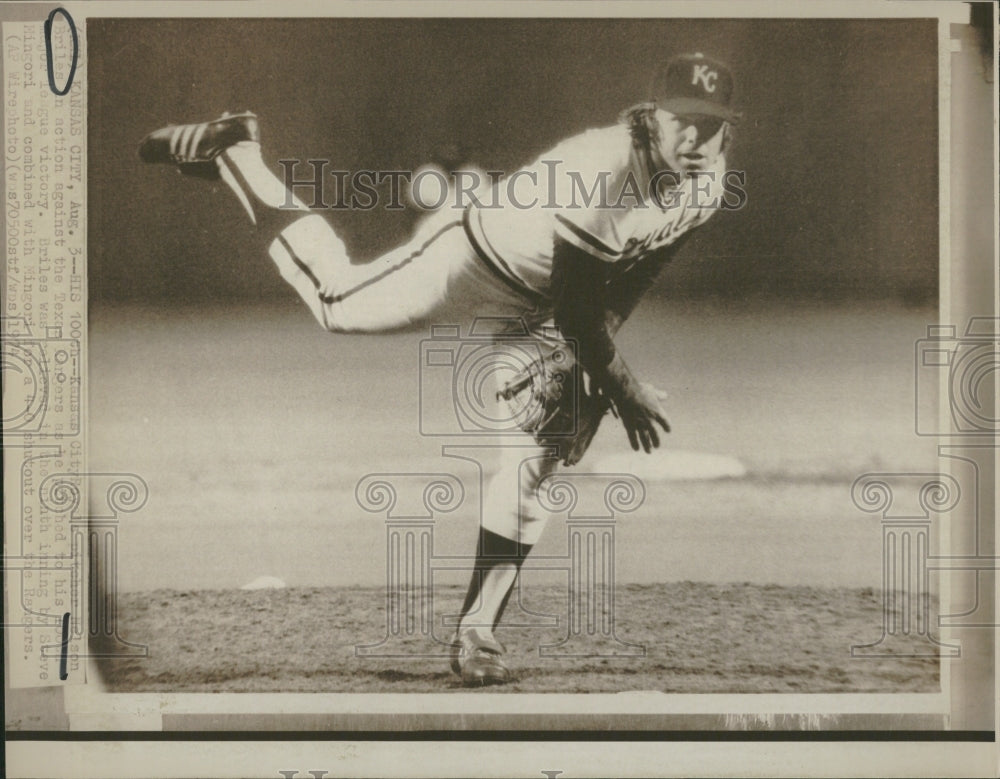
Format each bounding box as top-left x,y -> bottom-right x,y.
656,110 -> 727,175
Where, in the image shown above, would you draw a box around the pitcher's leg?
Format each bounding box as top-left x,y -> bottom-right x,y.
482,443 -> 561,548
223,141 -> 478,332
226,146 -> 483,331
450,440 -> 559,686
220,142 -> 540,332
315,219 -> 468,332
140,113 -> 469,332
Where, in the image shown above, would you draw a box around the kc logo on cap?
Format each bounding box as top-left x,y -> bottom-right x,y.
691,63 -> 718,93
652,52 -> 742,125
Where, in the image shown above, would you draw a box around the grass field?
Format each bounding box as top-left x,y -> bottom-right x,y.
89,299 -> 945,693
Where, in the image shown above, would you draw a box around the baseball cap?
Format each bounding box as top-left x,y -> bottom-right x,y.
653,52 -> 742,125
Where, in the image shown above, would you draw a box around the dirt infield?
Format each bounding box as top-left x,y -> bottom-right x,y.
98,583 -> 940,694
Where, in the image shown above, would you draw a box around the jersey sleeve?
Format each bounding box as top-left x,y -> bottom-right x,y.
544,127 -> 635,263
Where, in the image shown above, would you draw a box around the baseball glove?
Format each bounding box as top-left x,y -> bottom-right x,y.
497,346 -> 613,467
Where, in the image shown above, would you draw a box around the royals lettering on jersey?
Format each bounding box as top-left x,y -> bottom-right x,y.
465,124 -> 726,298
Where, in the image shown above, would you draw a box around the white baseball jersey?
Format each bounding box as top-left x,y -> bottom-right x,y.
264,117 -> 730,336
464,123 -> 728,298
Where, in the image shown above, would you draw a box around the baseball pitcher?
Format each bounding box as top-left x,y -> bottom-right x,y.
139,52 -> 742,686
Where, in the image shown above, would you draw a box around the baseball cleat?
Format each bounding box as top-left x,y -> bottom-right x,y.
449,627 -> 511,687
138,111 -> 259,178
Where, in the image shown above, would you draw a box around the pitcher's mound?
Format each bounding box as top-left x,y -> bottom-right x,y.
240,576 -> 287,590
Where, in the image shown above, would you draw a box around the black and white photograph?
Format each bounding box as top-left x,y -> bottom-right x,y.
2,1 -> 997,777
